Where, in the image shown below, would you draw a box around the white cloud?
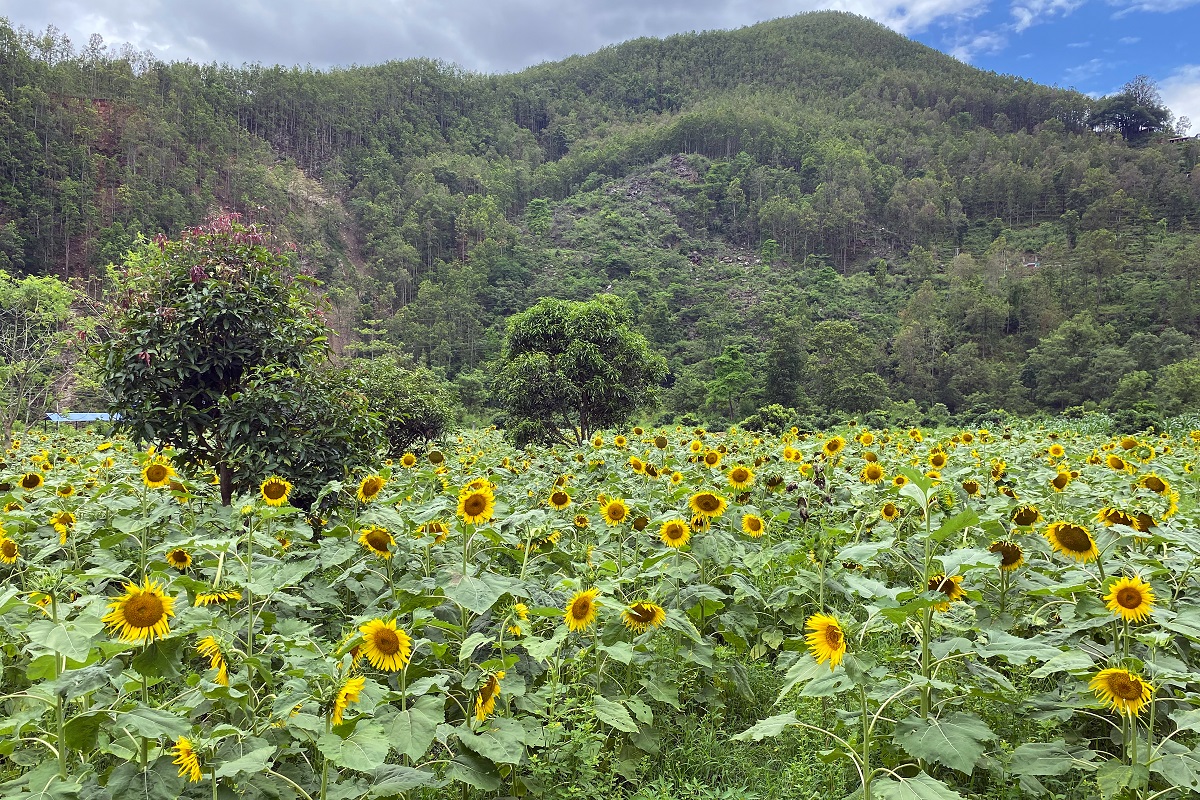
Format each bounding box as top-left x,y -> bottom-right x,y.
950,31 -> 1009,61
1161,64 -> 1200,132
1063,57 -> 1108,82
1109,0 -> 1200,15
1010,0 -> 1085,32
1118,35 -> 1141,43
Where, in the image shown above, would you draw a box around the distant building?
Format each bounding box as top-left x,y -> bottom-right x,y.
45,412 -> 117,427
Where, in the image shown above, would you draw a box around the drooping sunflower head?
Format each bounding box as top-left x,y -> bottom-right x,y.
860,463 -> 885,484
457,489 -> 495,524
166,548 -> 192,571
565,588 -> 600,632
549,490 -> 571,510
1119,436 -> 1139,450
1097,507 -> 1135,528
332,675 -> 366,725
728,465 -> 754,489
927,574 -> 967,611
194,588 -> 242,606
476,671 -> 504,721
102,579 -> 175,643
805,612 -> 847,670
1044,521 -> 1099,562
358,525 -> 395,559
622,601 -> 667,633
196,635 -> 230,686
689,491 -> 727,519
1011,505 -> 1041,527
741,513 -> 766,538
56,483 -> 75,498
601,498 -> 629,526
357,475 -> 386,503
259,475 -> 292,507
172,736 -> 203,783
19,472 -> 43,491
142,460 -> 174,489
1137,473 -> 1169,495
1090,668 -> 1152,716
962,479 -> 982,496
1104,576 -> 1155,623
359,618 -> 414,672
660,519 -> 690,548
989,541 -> 1024,572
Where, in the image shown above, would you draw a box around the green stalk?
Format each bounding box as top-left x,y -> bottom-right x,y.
861,686 -> 873,800
245,517 -> 255,656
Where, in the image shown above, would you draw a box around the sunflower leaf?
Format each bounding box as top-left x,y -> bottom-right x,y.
874,771 -> 965,799
930,510 -> 979,543
214,745 -> 276,779
1096,759 -> 1149,800
975,630 -> 1062,663
1029,650 -> 1094,678
118,705 -> 189,739
369,764 -> 440,795
894,712 -> 994,774
732,711 -> 798,741
317,721 -> 389,771
25,615 -> 104,664
1009,741 -> 1080,776
456,718 -> 526,764
593,696 -> 639,733
382,694 -> 443,761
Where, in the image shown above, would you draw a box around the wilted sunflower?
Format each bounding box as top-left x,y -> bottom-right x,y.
1137,473 -> 1170,495
660,519 -> 690,548
19,472 -> 43,491
1044,521 -> 1099,562
332,675 -> 366,725
689,491 -> 728,519
1104,576 -> 1155,623
357,475 -> 386,503
805,613 -> 847,670
741,513 -> 766,538
0,536 -> 18,564
259,475 -> 292,506
359,618 -> 413,671
962,479 -> 982,496
928,574 -> 967,612
860,463 -> 885,484
1090,668 -> 1152,716
194,588 -> 241,606
881,502 -> 901,522
989,541 -> 1025,572
573,514 -> 590,529
564,588 -> 600,632
4,501 -> 21,512
1050,471 -> 1072,492
727,465 -> 754,489
172,737 -> 203,783
102,579 -> 175,643
822,437 -> 846,459
196,635 -> 229,686
548,490 -> 571,510
358,525 -> 395,559
458,488 -> 494,524
622,601 -> 667,633
1097,507 -> 1135,528
601,498 -> 629,526
142,460 -> 174,489
166,548 -> 192,571
1011,506 -> 1042,527
476,671 -> 505,721
400,452 -> 418,468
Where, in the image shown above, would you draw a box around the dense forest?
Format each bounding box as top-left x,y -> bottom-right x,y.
2,12 -> 1199,428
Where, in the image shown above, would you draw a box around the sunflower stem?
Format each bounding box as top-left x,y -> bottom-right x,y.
919,607 -> 932,721
246,514 -> 255,656
320,716 -> 330,800
860,685 -> 872,800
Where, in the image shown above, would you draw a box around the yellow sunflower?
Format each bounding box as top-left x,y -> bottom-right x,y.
741,513 -> 766,538
358,525 -> 395,559
622,601 -> 667,633
860,462 -> 885,484
670,471 -> 683,484
703,450 -> 722,468
400,452 -> 418,468
56,483 -> 75,498
988,541 -> 1024,572
928,574 -> 967,612
194,588 -> 241,606
458,489 -> 495,524
614,435 -> 627,448
565,588 -> 600,632
660,519 -> 691,548
1044,522 -> 1099,563
196,635 -> 229,686
805,613 -> 847,670
1011,506 -> 1042,527
689,491 -> 728,519
259,475 -> 292,507
0,536 -> 18,564
961,479 -> 982,496
601,498 -> 629,526
19,471 -> 43,491
892,474 -> 909,488
142,460 -> 174,489
1106,454 -> 1129,472
166,548 -> 192,571
1090,668 -> 1152,716
858,431 -> 875,446
419,520 -> 450,544
628,456 -> 646,474
1097,507 -> 1135,528
476,671 -> 505,721
359,618 -> 414,671
1104,576 -> 1155,623
689,440 -> 703,454
881,502 -> 901,522
727,465 -> 754,489
332,675 -> 366,724
1050,471 -> 1072,492
573,514 -> 590,529
102,579 -> 175,643
172,736 -> 203,783
929,451 -> 948,469
1137,473 -> 1170,495
822,437 -> 846,459
357,474 -> 386,503
548,490 -> 571,510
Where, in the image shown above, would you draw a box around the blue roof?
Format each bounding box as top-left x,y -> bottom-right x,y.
46,413 -> 117,422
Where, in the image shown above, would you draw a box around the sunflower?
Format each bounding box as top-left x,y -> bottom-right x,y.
573,514 -> 590,528
172,736 -> 203,783
166,548 -> 192,571
358,525 -> 395,559
196,635 -> 229,686
1044,521 -> 1099,562
928,574 -> 967,612
1137,473 -> 1170,495
858,431 -> 875,446
419,520 -> 450,544
4,501 -> 21,512
565,588 -> 600,632
689,440 -> 704,454
50,510 -> 76,530
1050,471 -> 1072,492
458,488 -> 495,524
622,601 -> 667,633
259,475 -> 292,506
654,435 -> 669,449
728,465 -> 754,489
355,474 -> 386,503
1090,669 -> 1152,716
891,474 -> 909,488
741,513 -> 766,538
881,502 -> 901,522
929,451 -> 948,469
194,588 -> 241,606
703,450 -> 722,468
989,541 -> 1024,572
1048,443 -> 1065,459
102,579 -> 175,643
1011,506 -> 1042,527
142,460 -> 174,489
601,498 -> 629,526
628,456 -> 645,474
822,437 -> 846,459
428,450 -> 445,465
360,618 -> 414,671
0,536 -> 18,564
689,491 -> 728,519
660,519 -> 690,548
670,471 -> 683,484
1106,454 -> 1129,472
805,613 -> 847,670
400,452 -> 418,468
962,479 -> 982,496
332,675 -> 366,725
1097,507 -> 1135,528
1104,576 -> 1155,623
860,463 -> 885,484
56,483 -> 75,498
19,472 -> 42,491
862,451 -> 878,462
1132,512 -> 1156,533
476,671 -> 505,721
592,435 -> 604,447
549,490 -> 571,510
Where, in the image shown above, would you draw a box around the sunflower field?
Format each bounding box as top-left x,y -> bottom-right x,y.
2,422 -> 1200,800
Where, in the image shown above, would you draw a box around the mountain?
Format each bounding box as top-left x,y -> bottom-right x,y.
1,12 -> 1198,424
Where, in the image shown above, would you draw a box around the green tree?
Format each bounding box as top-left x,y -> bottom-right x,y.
493,294 -> 667,446
1156,359 -> 1200,415
705,345 -> 754,422
805,320 -> 890,413
340,357 -> 457,456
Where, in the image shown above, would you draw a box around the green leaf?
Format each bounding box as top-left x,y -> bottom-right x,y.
1150,747 -> 1200,790
975,631 -> 1061,663
800,666 -> 854,697
733,712 -> 799,742
118,705 -> 189,739
382,695 -> 443,761
456,718 -> 526,764
893,712 -> 994,774
446,749 -> 501,790
1029,650 -> 1094,679
443,572 -> 520,615
937,547 -> 999,575
594,696 -> 639,733
1008,741 -> 1076,776
930,510 -> 979,543
836,538 -> 894,565
369,765 -> 440,796
875,771 -> 965,799
214,745 -> 276,779
131,638 -> 183,679
25,615 -> 104,664
63,711 -> 111,751
317,721 -> 389,771
46,662 -> 118,700
1096,759 -> 1148,800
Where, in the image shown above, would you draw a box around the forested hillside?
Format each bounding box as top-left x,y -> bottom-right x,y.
2,12 -> 1199,426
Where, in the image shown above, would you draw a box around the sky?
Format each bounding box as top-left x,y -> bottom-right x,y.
1,0 -> 1197,129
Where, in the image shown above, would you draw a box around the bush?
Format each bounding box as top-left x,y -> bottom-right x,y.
337,357 -> 457,456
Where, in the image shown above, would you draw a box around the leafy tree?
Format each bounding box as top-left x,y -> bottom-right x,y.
705,345 -> 754,421
1090,76 -> 1172,143
805,320 -> 890,413
493,295 -> 667,446
1156,359 -> 1200,415
338,357 -> 457,456
94,215 -> 343,505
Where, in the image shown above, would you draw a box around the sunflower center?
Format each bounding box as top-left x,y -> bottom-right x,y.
366,529 -> 391,551
1056,525 -> 1092,552
551,491 -> 568,506
570,598 -> 592,621
1,540 -> 16,558
1143,477 -> 1166,493
373,628 -> 400,655
665,524 -> 685,540
607,503 -> 626,521
695,494 -> 720,513
1108,673 -> 1144,700
824,626 -> 842,649
168,549 -> 188,562
1116,587 -> 1145,610
628,603 -> 655,623
732,468 -> 749,482
1013,508 -> 1037,525
21,474 -> 40,489
464,494 -> 487,516
990,542 -> 1021,567
124,593 -> 166,628
146,464 -> 168,483
264,481 -> 287,500
747,518 -> 762,532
